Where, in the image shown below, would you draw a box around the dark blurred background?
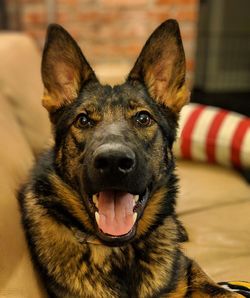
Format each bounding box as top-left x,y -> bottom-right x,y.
1,0 -> 249,115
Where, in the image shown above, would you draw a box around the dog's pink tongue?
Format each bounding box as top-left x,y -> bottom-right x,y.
98,191 -> 134,236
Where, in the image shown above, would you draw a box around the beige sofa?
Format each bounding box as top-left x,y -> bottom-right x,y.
0,33 -> 249,298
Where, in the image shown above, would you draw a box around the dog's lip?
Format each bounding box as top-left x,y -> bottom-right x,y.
87,188 -> 149,245
96,225 -> 137,246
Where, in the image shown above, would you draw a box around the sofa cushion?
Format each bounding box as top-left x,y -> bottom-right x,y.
177,160 -> 250,281
174,104 -> 250,170
0,33 -> 50,155
0,93 -> 46,297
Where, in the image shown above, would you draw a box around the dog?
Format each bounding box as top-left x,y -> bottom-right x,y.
18,19 -> 243,297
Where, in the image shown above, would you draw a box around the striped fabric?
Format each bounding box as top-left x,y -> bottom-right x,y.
219,281 -> 250,297
174,103 -> 250,169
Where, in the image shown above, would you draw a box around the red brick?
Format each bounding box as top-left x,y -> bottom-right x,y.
20,0 -> 43,3
100,0 -> 148,7
15,0 -> 198,85
56,0 -> 78,4
156,0 -> 197,5
77,10 -> 148,41
25,28 -> 46,48
148,11 -> 173,24
148,6 -> 198,23
23,11 -> 47,25
77,11 -> 102,22
181,31 -> 196,41
186,59 -> 195,71
56,12 -> 69,23
79,40 -> 142,63
176,8 -> 198,22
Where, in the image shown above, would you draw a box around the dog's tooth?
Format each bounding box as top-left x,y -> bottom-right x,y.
134,195 -> 139,202
93,194 -> 98,208
133,212 -> 138,224
95,212 -> 100,225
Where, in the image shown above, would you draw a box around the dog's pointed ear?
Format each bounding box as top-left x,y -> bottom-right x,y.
41,24 -> 98,112
127,19 -> 190,113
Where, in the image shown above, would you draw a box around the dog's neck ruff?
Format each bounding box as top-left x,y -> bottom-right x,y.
71,227 -> 103,245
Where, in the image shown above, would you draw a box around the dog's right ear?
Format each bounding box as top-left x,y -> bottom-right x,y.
127,19 -> 189,113
41,24 -> 98,113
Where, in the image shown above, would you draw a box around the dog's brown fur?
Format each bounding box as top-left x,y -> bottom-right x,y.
18,20 -> 242,297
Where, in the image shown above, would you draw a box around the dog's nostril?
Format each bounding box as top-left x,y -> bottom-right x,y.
118,157 -> 134,172
94,157 -> 109,170
93,144 -> 136,174
95,156 -> 134,173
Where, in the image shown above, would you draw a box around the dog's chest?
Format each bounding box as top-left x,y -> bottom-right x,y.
61,241 -> 178,298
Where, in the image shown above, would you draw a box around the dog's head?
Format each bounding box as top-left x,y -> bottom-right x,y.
41,20 -> 189,245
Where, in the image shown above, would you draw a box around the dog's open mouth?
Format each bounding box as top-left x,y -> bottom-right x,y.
89,189 -> 149,243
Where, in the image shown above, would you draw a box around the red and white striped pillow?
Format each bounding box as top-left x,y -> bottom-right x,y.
174,103 -> 250,169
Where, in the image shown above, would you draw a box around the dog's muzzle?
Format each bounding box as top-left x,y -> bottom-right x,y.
81,142 -> 151,245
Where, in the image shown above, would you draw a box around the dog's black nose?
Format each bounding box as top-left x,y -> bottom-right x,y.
93,144 -> 135,175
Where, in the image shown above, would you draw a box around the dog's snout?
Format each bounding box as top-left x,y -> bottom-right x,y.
93,144 -> 135,175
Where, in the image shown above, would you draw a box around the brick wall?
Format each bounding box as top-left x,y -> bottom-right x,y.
13,0 -> 198,84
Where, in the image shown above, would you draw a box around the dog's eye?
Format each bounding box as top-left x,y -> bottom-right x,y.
135,111 -> 153,127
76,114 -> 91,128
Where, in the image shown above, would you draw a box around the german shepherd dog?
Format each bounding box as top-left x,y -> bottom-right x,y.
18,20 -> 242,297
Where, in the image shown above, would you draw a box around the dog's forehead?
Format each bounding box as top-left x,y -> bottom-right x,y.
79,82 -> 150,110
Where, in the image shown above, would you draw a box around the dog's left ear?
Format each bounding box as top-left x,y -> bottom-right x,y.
41,24 -> 98,113
127,19 -> 190,113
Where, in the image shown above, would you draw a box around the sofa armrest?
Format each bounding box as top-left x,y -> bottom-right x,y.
0,33 -> 50,155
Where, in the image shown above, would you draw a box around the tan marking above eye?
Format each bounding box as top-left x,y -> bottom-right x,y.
129,100 -> 147,111
127,105 -> 154,119
75,103 -> 102,123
